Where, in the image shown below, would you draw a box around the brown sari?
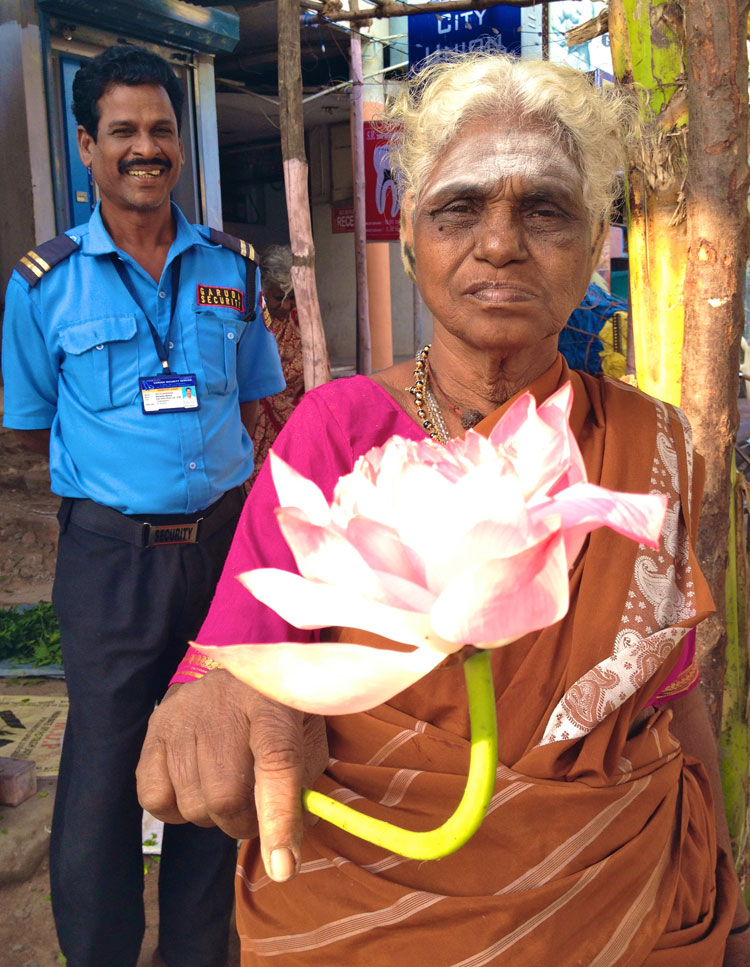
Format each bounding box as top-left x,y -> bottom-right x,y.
235,358 -> 736,966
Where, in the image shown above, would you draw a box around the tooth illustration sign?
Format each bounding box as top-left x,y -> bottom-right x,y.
373,144 -> 399,218
364,123 -> 400,241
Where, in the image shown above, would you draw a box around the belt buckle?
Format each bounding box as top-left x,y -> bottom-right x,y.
145,519 -> 201,546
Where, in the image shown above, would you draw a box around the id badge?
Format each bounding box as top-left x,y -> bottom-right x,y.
140,374 -> 200,414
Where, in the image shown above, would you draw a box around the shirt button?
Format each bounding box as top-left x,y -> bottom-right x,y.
227,332 -> 235,340
95,344 -> 104,351
188,462 -> 196,470
168,341 -> 174,349
158,291 -> 167,299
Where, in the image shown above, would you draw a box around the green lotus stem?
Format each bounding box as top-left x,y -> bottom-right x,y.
301,649 -> 497,860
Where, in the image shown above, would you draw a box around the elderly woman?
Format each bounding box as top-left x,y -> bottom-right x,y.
250,245 -> 304,485
138,53 -> 748,966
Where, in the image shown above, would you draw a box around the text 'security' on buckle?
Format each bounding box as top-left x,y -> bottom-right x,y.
145,520 -> 201,546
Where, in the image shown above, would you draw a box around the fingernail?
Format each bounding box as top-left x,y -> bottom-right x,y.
269,847 -> 296,882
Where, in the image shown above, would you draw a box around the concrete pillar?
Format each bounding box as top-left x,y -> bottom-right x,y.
362,19 -> 393,371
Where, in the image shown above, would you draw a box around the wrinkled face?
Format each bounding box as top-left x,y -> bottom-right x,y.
412,116 -> 594,357
263,282 -> 296,323
77,83 -> 184,216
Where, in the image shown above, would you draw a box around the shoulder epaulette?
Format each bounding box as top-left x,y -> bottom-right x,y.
208,228 -> 258,321
208,228 -> 257,264
14,233 -> 80,287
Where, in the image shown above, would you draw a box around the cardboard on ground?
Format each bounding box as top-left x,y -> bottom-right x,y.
0,695 -> 67,777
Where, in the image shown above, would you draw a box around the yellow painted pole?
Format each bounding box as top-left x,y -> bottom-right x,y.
608,0 -> 687,405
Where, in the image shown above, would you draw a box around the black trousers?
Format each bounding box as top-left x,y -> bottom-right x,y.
50,495 -> 242,967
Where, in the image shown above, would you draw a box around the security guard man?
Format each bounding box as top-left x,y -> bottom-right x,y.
1,46 -> 285,967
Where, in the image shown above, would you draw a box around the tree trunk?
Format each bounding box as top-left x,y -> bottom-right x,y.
277,0 -> 330,389
608,0 -> 688,406
681,0 -> 750,726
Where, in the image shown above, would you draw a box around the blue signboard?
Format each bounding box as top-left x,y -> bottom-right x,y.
408,6 -> 522,67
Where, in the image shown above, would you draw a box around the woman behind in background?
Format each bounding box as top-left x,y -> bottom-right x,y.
250,244 -> 304,485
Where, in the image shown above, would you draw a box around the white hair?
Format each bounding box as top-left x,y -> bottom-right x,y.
259,244 -> 294,300
383,52 -> 637,227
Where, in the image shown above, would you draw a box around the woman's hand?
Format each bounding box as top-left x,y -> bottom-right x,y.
136,669 -> 328,881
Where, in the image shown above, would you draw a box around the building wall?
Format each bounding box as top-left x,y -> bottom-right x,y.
311,202 -> 429,370
309,121 -> 431,370
223,120 -> 432,371
0,1 -> 55,302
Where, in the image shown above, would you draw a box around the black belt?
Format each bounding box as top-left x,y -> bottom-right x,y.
62,487 -> 245,547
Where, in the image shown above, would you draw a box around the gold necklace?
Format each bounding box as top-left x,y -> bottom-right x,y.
406,345 -> 449,443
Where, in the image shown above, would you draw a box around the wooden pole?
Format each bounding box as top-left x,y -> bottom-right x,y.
681,0 -> 750,726
278,0 -> 330,389
349,9 -> 372,375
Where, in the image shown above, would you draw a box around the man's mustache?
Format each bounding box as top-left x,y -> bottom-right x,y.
118,158 -> 172,174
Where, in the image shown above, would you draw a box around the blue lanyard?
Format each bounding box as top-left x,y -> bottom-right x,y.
110,253 -> 182,374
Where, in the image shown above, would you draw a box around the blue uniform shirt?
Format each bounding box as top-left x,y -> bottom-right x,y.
2,203 -> 286,514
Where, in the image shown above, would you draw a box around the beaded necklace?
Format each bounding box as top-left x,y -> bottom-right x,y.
406,345 -> 450,443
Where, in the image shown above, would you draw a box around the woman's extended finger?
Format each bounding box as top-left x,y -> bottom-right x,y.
249,696 -> 307,882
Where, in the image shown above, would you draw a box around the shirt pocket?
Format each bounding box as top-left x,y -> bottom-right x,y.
194,306 -> 248,394
58,315 -> 140,411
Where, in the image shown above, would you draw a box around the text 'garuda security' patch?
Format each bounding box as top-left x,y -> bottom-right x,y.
196,284 -> 245,313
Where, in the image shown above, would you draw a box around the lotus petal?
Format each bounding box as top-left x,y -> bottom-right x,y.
430,531 -> 569,645
346,516 -> 426,586
537,386 -> 587,492
538,483 -> 668,550
276,508 -> 380,594
425,514 -> 553,596
196,641 -> 446,715
240,568 -> 453,651
269,452 -> 331,527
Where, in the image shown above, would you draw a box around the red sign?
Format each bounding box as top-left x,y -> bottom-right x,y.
364,122 -> 400,241
330,126 -> 401,241
331,205 -> 354,234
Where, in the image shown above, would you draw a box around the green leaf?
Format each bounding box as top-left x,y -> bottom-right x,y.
0,603 -> 62,668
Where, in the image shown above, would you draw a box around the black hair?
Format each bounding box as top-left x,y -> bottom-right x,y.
72,45 -> 184,140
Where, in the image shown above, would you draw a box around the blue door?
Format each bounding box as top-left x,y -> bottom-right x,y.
59,54 -> 96,227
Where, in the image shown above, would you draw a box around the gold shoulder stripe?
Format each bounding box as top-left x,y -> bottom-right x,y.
20,256 -> 44,278
27,249 -> 51,272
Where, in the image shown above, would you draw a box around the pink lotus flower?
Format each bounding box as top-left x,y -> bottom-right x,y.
198,384 -> 667,715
